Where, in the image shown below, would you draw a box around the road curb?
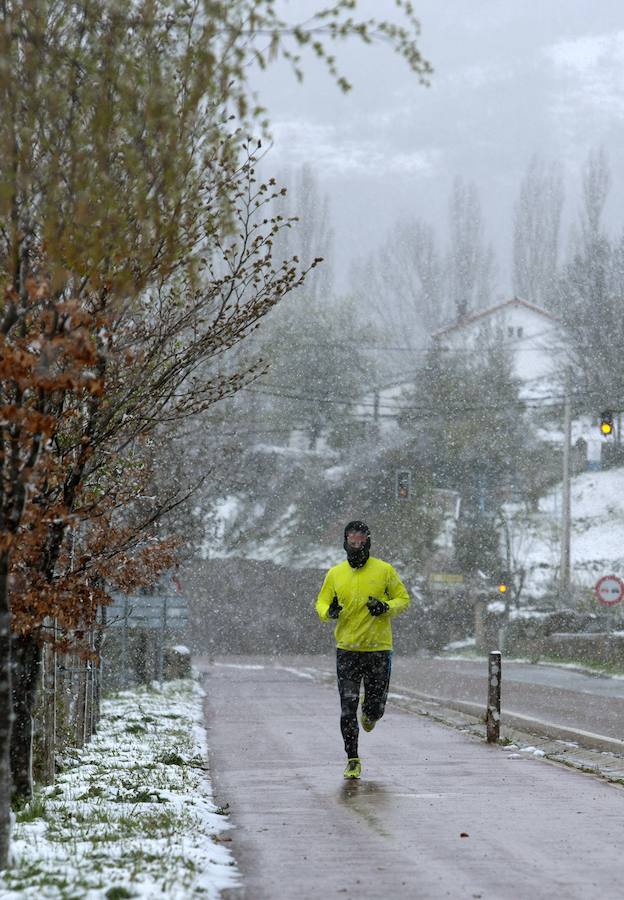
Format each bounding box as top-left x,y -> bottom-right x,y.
392,682 -> 624,756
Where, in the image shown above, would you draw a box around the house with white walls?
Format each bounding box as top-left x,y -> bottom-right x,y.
431,296 -> 565,391
358,296 -> 566,420
431,297 -> 608,466
358,295 -> 605,467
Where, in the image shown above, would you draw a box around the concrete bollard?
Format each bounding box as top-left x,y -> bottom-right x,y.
486,650 -> 502,743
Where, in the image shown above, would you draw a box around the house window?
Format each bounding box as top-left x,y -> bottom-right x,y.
507,326 -> 514,338
517,326 -> 524,338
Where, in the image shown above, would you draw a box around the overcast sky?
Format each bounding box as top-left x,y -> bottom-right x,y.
253,1 -> 624,296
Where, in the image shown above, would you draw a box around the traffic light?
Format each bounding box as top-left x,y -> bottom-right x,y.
396,470 -> 411,500
498,571 -> 510,594
600,411 -> 614,436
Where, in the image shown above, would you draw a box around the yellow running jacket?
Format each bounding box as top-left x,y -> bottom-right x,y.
315,557 -> 410,652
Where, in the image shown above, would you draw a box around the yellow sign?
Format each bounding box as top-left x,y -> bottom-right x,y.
429,573 -> 464,584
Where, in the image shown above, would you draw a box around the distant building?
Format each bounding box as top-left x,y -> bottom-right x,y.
432,296 -> 613,470
431,296 -> 564,389
360,296 -> 606,468
359,297 -> 566,420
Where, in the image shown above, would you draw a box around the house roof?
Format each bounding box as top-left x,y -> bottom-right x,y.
431,296 -> 560,339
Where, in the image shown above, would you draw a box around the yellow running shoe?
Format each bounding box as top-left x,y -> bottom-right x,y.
360,712 -> 376,733
343,757 -> 362,779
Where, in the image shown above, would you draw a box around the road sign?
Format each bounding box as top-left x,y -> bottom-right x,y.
595,575 -> 624,606
428,572 -> 464,592
106,593 -> 188,629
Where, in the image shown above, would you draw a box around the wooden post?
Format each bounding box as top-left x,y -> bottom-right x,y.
83,660 -> 91,745
88,631 -> 97,739
121,593 -> 129,688
74,656 -> 87,748
93,611 -> 105,731
57,651 -> 71,751
41,621 -> 57,784
486,651 -> 502,743
157,596 -> 167,686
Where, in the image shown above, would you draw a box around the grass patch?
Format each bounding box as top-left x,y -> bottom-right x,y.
0,678 -> 237,898
124,789 -> 166,804
125,722 -> 147,735
159,751 -> 186,766
77,784 -> 106,801
14,795 -> 47,822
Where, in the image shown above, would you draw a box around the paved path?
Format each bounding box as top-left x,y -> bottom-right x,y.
198,656 -> 624,900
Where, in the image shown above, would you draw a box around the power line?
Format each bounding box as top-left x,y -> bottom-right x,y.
245,326 -> 565,354
241,383 -> 606,414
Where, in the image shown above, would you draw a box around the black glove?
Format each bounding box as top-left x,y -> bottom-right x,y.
367,596 -> 389,617
328,595 -> 342,619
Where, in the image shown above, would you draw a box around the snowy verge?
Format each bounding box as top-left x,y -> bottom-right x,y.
505,465 -> 624,600
0,678 -> 239,899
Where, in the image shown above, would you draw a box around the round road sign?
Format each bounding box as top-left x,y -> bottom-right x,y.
595,574 -> 624,606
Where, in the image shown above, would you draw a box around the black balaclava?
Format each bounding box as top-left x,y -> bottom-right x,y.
343,520 -> 371,569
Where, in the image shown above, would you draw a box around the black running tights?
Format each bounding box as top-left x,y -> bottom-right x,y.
336,649 -> 392,758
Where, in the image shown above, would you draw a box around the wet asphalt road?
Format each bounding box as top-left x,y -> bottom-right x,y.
198,656 -> 624,900
390,656 -> 624,742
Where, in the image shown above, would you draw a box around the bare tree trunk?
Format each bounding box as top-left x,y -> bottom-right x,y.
9,633 -> 41,801
0,553 -> 14,870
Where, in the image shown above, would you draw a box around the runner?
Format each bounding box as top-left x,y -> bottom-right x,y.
315,520 -> 411,779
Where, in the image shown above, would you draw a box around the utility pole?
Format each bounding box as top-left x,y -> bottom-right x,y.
560,370 -> 571,599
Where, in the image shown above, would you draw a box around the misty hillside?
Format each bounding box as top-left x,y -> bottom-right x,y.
507,465 -> 624,603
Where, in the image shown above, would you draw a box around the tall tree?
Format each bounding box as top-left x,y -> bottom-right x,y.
398,347 -> 539,575
271,164 -> 335,303
251,292 -> 379,450
582,146 -> 611,242
4,150 -> 301,804
447,177 -> 494,319
556,148 -> 622,428
220,162 -> 377,453
352,216 -> 445,348
513,155 -> 564,308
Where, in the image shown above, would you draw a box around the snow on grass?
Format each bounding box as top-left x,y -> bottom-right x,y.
506,465 -> 624,599
0,678 -> 239,899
